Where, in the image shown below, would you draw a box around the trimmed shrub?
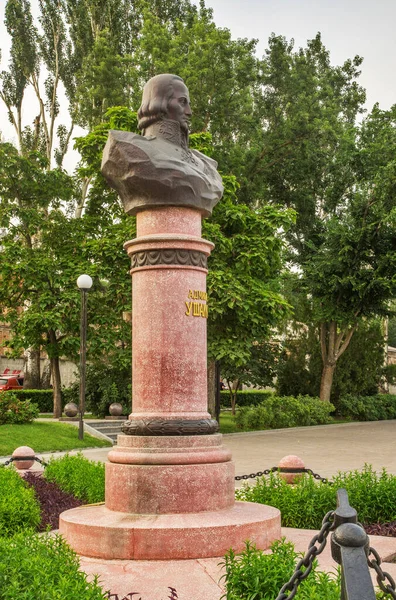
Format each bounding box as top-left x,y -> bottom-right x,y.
44,453 -> 105,504
0,392 -> 39,424
222,539 -> 340,599
337,394 -> 396,421
220,389 -> 274,408
235,395 -> 334,430
236,465 -> 396,528
11,389 -> 59,413
0,467 -> 41,536
0,530 -> 106,599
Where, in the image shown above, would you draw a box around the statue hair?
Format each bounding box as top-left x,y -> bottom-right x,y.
137,74 -> 184,132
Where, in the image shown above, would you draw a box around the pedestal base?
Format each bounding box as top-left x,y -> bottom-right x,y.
59,501 -> 280,560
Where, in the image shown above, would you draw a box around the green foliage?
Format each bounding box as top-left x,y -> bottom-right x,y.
222,539 -> 340,600
220,389 -> 274,408
235,396 -> 334,431
277,319 -> 386,402
389,317 -> 396,347
65,353 -> 131,417
0,467 -> 41,536
237,466 -> 396,528
0,392 -> 39,424
0,530 -> 107,599
44,453 -> 105,504
337,394 -> 396,421
204,195 -> 294,382
11,389 -> 58,412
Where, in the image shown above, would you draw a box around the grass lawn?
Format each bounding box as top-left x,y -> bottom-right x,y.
0,422 -> 111,456
219,411 -> 239,434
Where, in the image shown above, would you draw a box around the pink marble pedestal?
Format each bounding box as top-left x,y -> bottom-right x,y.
60,204 -> 280,561
60,433 -> 280,559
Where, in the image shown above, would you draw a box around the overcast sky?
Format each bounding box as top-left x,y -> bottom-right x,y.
1,0 -> 395,171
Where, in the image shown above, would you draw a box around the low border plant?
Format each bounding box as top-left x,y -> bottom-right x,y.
0,466 -> 41,536
235,395 -> 334,430
236,465 -> 396,528
221,539 -> 341,599
0,530 -> 106,599
44,452 -> 105,504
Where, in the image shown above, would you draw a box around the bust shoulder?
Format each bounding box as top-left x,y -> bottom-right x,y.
101,130 -> 223,217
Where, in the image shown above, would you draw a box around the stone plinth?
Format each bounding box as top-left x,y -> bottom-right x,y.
60,501 -> 280,560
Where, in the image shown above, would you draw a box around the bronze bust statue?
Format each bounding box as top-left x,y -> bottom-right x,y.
101,74 -> 223,217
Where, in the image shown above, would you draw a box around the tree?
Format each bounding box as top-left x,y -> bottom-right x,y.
240,34 -> 396,401
276,318 -> 386,403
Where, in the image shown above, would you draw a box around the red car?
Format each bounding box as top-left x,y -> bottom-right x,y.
0,375 -> 24,391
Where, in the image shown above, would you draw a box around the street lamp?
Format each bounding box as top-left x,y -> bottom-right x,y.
77,274 -> 93,440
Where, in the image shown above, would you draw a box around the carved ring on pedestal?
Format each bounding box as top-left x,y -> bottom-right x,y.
130,248 -> 208,269
121,418 -> 219,436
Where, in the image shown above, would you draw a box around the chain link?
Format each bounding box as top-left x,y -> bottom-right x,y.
275,510 -> 335,600
235,466 -> 329,483
367,546 -> 396,598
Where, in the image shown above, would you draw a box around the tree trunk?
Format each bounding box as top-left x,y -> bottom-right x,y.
23,347 -> 41,389
40,359 -> 51,389
228,379 -> 240,415
207,359 -> 216,418
320,362 -> 336,402
48,330 -> 62,417
319,320 -> 357,402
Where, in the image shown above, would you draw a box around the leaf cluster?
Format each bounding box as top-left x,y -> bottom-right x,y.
235,395 -> 334,431
44,452 -> 105,504
237,465 -> 396,528
0,392 -> 39,424
0,530 -> 106,599
0,466 -> 41,536
221,538 -> 340,600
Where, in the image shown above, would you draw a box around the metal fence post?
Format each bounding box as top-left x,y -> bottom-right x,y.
331,489 -> 375,600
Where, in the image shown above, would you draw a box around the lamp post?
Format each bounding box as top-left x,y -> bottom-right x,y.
77,274 -> 93,440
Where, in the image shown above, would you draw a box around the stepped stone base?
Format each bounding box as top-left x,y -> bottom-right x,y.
59,501 -> 280,560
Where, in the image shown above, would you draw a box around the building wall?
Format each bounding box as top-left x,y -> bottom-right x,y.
0,356 -> 78,388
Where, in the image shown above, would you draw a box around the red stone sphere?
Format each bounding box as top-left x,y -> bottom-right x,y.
278,454 -> 305,484
12,446 -> 35,470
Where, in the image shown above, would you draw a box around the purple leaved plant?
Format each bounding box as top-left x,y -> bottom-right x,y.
23,471 -> 82,531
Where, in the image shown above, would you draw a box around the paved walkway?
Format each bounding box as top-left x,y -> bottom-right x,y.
30,419 -> 396,480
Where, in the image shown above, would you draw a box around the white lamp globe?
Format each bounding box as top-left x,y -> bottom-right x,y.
77,274 -> 93,290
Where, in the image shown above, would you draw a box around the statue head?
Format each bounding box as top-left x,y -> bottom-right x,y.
137,74 -> 192,137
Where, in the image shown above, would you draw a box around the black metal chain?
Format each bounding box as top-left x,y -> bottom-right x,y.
235,466 -> 329,483
275,510 -> 335,600
367,546 -> 396,598
1,455 -> 48,467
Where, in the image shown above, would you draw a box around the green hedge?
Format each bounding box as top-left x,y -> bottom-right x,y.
236,465 -> 396,529
223,539 -> 340,599
44,453 -> 105,504
337,394 -> 396,421
0,531 -> 106,599
220,389 -> 274,408
0,467 -> 41,536
235,395 -> 334,430
12,389 -> 65,413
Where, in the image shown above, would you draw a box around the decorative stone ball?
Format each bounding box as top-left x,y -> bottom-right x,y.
64,402 -> 78,417
12,446 -> 35,470
278,455 -> 305,484
109,403 -> 123,416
